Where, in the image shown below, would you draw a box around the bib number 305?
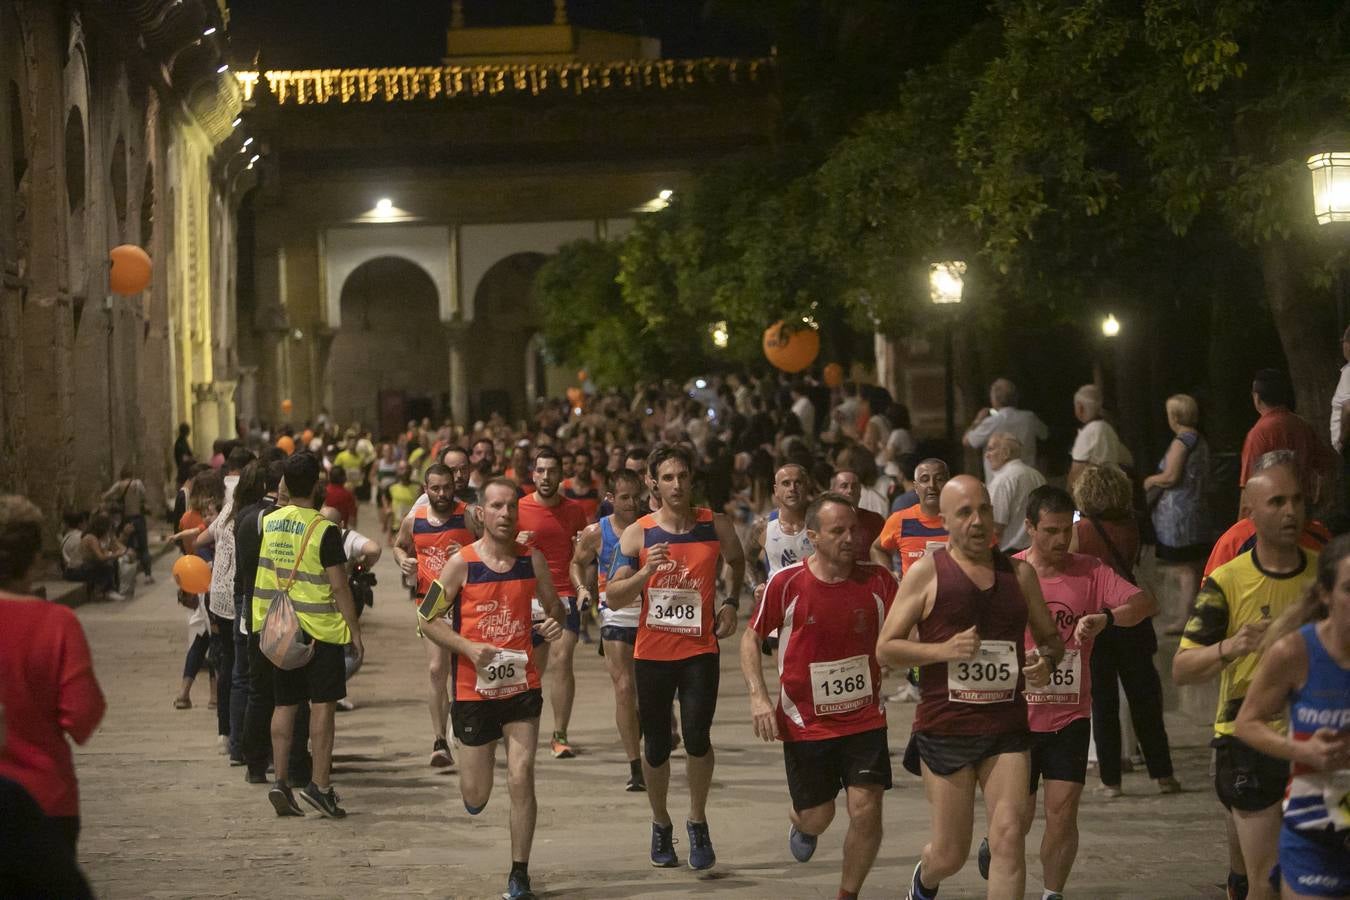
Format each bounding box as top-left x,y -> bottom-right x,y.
475,648 -> 529,698
947,640 -> 1018,704
646,588 -> 703,635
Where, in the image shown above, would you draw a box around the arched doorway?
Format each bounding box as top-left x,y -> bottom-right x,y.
325,256 -> 447,438
466,252 -> 546,424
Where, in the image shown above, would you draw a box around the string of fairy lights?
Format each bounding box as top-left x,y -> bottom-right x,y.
234,57 -> 773,106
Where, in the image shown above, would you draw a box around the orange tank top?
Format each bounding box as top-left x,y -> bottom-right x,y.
412,503 -> 473,597
453,543 -> 540,702
636,507 -> 721,661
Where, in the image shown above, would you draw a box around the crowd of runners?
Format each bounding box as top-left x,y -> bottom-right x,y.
1,369 -> 1347,900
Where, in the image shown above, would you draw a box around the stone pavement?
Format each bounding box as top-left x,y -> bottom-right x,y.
71,542 -> 1232,900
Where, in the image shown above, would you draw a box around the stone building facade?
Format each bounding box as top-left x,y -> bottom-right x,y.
0,0 -> 242,524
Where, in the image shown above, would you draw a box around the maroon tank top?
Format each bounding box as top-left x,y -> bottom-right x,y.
913,548 -> 1030,736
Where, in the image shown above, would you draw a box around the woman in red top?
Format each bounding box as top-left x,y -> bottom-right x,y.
0,495 -> 106,850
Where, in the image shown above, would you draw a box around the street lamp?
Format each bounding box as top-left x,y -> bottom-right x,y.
929,260 -> 966,443
1101,313 -> 1121,337
1307,147 -> 1350,225
709,320 -> 729,349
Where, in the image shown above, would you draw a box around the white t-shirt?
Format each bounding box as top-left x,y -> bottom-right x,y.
966,406 -> 1049,481
989,459 -> 1047,552
1331,363 -> 1350,451
1070,419 -> 1133,468
791,396 -> 816,438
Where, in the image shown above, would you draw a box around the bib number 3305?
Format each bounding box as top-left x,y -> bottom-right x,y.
646,588 -> 703,635
476,648 -> 528,698
948,640 -> 1018,704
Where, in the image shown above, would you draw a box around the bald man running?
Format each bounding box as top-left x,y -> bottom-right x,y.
877,475 -> 1064,900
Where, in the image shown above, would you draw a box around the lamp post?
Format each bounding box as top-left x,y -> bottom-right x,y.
929,261 -> 966,443
1308,142 -> 1350,332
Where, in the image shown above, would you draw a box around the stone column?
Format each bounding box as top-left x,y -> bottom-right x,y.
0,277 -> 24,495
446,321 -> 469,426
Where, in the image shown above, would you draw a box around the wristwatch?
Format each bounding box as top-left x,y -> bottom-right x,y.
1102,608 -> 1116,628
720,596 -> 740,612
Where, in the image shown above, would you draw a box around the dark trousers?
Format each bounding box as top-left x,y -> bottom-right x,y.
209,612 -> 233,737
1090,625 -> 1175,785
127,514 -> 151,576
229,613 -> 249,759
183,630 -> 211,680
243,631 -> 311,780
63,561 -> 116,595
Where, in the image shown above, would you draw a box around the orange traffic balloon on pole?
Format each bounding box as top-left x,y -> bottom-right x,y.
109,245 -> 152,295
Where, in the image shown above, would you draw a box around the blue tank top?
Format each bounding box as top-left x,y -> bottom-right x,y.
597,515 -> 638,627
598,516 -> 622,587
1284,623 -> 1350,832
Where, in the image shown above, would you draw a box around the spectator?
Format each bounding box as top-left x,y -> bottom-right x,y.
1071,465 -> 1178,798
986,432 -> 1046,552
889,452 -> 920,513
880,402 -> 917,476
963,377 -> 1049,481
0,494 -> 107,853
59,511 -> 116,601
1142,394 -> 1212,633
324,465 -> 358,528
174,422 -> 194,486
789,382 -> 816,443
102,464 -> 152,584
75,513 -> 130,602
172,469 -> 224,710
1329,326 -> 1350,509
1068,384 -> 1133,488
1240,367 -> 1334,505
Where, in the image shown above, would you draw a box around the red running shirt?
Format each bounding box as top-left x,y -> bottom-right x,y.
636,508 -> 721,662
452,544 -> 541,702
517,493 -> 588,597
0,597 -> 106,817
411,502 -> 473,597
752,561 -> 897,741
562,476 -> 603,523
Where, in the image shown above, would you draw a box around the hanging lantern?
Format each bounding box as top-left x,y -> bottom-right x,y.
1308,147 -> 1350,225
762,320 -> 820,373
109,245 -> 152,295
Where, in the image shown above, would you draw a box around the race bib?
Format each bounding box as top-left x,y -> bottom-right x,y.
1025,649 -> 1081,705
474,648 -> 529,698
646,587 -> 702,635
948,640 -> 1018,704
810,655 -> 873,716
923,540 -> 947,559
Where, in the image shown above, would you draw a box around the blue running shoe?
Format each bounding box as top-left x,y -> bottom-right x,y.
906,860 -> 939,900
650,822 -> 679,868
686,820 -> 716,870
501,869 -> 535,900
977,835 -> 990,880
788,824 -> 817,862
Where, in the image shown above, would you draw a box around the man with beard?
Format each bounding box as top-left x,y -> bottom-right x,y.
394,463 -> 475,768
517,448 -> 589,759
562,448 -> 604,524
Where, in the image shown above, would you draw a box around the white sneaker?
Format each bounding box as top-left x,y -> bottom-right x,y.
336,698 -> 355,712
217,735 -> 229,755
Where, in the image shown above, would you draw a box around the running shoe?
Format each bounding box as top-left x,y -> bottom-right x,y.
1045,893 -> 1063,900
788,824 -> 817,862
977,835 -> 990,879
1095,783 -> 1123,799
626,770 -> 647,793
245,769 -> 268,785
298,782 -> 347,819
502,870 -> 535,900
336,698 -> 355,712
268,780 -> 304,817
650,822 -> 679,868
550,732 -> 576,759
686,820 -> 716,870
431,737 -> 454,768
1158,776 -> 1182,794
906,860 -> 938,899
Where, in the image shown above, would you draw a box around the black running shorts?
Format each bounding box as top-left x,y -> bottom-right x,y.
783,727 -> 892,811
903,730 -> 1030,777
273,638 -> 346,706
1029,717 -> 1091,792
1213,735 -> 1289,812
451,688 -> 544,747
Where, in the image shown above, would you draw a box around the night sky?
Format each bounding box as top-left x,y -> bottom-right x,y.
227,0 -> 771,69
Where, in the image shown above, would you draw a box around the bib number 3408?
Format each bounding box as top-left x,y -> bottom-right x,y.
646,588 -> 703,635
947,640 -> 1018,704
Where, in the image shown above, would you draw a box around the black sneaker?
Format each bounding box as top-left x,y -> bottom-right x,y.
298,782 -> 347,819
268,780 -> 304,817
431,737 -> 454,768
502,869 -> 535,900
977,836 -> 990,880
625,771 -> 647,792
245,769 -> 269,785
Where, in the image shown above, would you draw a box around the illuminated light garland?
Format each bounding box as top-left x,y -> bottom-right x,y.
234,58 -> 772,105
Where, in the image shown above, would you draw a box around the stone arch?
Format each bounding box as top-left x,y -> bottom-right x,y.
325,255 -> 448,437
323,225 -> 452,329
62,25 -> 90,297
458,220 -> 597,321
465,251 -> 548,423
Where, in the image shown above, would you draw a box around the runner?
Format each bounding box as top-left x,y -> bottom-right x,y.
744,463 -> 815,654
417,478 -> 565,900
1234,533 -> 1350,900
741,492 -> 896,900
570,468 -> 646,790
393,463 -> 474,768
830,468 -> 887,554
870,458 -> 950,576
562,448 -> 604,523
1174,463 -> 1317,900
606,442 -> 747,871
517,448 -> 589,759
973,485 -> 1158,899
875,475 -> 1064,900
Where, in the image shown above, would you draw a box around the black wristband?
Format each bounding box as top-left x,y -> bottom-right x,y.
1103,608 -> 1115,628
720,597 -> 740,612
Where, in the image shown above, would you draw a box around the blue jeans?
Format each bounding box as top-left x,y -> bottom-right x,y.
229,613 -> 249,759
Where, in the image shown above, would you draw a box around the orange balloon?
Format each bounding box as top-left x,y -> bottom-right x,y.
823,362 -> 844,388
109,244 -> 152,295
172,555 -> 212,594
276,435 -> 296,455
762,320 -> 820,373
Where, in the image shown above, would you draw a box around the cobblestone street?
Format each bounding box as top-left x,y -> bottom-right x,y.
72,545 -> 1229,900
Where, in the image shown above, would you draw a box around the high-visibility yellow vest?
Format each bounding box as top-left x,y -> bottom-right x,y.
251,505 -> 349,645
